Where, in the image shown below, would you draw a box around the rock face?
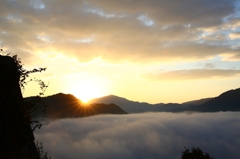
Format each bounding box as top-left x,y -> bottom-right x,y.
0,55 -> 40,159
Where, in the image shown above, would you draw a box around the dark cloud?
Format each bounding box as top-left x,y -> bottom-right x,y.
87,0 -> 236,26
35,112 -> 240,159
145,69 -> 240,81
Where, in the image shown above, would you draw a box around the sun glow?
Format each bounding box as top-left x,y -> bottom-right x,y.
69,80 -> 106,103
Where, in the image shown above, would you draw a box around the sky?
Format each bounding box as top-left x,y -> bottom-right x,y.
1,0 -> 240,103
35,112 -> 240,159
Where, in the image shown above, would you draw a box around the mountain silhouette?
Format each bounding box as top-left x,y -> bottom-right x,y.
27,87 -> 240,117
26,93 -> 127,118
89,95 -> 189,113
170,88 -> 240,112
181,98 -> 213,106
89,95 -> 158,113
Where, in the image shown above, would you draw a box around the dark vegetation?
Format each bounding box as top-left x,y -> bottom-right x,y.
35,141 -> 52,159
181,147 -> 214,159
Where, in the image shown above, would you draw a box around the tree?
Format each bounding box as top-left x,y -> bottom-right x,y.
12,54 -> 48,130
181,147 -> 214,159
13,53 -> 52,159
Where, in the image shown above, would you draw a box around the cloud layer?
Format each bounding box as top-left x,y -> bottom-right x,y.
1,0 -> 240,62
35,112 -> 240,159
146,69 -> 240,81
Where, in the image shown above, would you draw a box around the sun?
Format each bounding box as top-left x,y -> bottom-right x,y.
69,80 -> 106,103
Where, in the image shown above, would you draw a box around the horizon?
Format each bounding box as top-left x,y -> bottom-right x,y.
24,86 -> 239,105
1,0 -> 240,103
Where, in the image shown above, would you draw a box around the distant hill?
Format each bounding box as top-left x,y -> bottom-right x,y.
26,87 -> 240,117
89,95 -> 158,113
25,93 -> 127,118
89,95 -> 189,113
181,98 -> 213,106
153,103 -> 186,112
170,88 -> 240,112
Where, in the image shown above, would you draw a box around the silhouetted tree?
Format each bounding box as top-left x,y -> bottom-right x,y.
181,147 -> 214,159
12,54 -> 48,130
13,53 -> 52,158
35,140 -> 52,159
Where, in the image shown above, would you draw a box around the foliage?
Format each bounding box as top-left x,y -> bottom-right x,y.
181,147 -> 214,159
35,140 -> 52,159
1,49 -> 49,130
11,54 -> 49,130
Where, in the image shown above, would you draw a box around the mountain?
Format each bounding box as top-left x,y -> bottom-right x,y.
26,93 -> 127,118
89,95 -> 158,113
181,98 -> 213,106
170,88 -> 240,112
89,95 -> 189,113
26,87 -> 240,117
153,103 -> 186,112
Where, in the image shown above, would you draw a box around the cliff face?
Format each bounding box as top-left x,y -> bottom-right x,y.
0,55 -> 40,159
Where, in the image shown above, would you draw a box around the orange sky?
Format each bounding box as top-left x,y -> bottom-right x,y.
1,0 -> 240,103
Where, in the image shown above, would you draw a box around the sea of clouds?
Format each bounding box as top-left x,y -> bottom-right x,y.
35,112 -> 240,159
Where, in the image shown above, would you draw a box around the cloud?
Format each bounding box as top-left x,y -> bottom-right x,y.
1,0 -> 240,63
87,0 -> 235,27
34,112 -> 240,159
145,69 -> 240,81
229,32 -> 240,40
203,63 -> 215,69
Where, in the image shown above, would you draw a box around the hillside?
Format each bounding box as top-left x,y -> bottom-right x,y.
170,88 -> 240,112
89,95 -> 163,113
26,93 -> 127,118
181,98 -> 213,106
89,95 -> 189,113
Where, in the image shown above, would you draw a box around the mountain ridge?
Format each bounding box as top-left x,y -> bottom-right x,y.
89,95 -> 188,113
26,87 -> 240,116
90,87 -> 240,113
170,88 -> 240,112
26,93 -> 127,118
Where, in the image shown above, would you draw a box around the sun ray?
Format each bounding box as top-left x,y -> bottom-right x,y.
68,80 -> 106,103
